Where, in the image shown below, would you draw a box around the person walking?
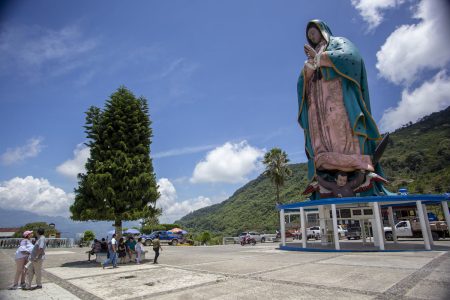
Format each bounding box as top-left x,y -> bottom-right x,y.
102,234 -> 118,269
24,228 -> 46,290
135,238 -> 144,264
152,234 -> 162,264
9,231 -> 34,290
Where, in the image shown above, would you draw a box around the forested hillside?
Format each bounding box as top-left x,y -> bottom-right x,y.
177,107 -> 450,235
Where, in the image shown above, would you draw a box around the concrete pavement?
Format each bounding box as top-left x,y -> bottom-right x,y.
1,242 -> 449,299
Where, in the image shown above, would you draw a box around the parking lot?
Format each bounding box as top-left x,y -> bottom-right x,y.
1,242 -> 449,299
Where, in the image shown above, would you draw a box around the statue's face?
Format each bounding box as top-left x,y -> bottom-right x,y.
307,27 -> 322,45
336,175 -> 348,187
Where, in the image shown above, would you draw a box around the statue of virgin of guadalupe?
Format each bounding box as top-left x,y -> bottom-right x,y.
297,20 -> 389,199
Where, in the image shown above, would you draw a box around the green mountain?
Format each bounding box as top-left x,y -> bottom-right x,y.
176,107 -> 450,236
380,107 -> 450,193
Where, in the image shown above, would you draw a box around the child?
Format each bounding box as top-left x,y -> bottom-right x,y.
135,237 -> 144,264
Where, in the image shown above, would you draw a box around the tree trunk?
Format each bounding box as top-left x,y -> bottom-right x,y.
276,184 -> 280,204
115,219 -> 122,240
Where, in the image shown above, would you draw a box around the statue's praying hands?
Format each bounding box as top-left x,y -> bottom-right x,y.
304,44 -> 316,59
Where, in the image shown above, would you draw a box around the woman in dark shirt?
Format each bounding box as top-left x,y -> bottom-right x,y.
117,238 -> 127,264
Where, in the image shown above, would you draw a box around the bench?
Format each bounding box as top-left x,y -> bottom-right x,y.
95,252 -> 108,263
90,251 -> 148,263
129,250 -> 147,261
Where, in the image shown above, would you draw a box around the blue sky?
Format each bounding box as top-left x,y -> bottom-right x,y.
1,0 -> 449,223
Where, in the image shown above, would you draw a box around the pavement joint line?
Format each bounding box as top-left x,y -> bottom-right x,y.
2,246 -> 450,299
419,278 -> 450,288
42,269 -> 103,300
160,255 -> 340,278
45,263 -> 160,281
156,264 -> 241,278
1,249 -> 98,299
176,258 -> 236,267
158,258 -> 381,298
131,276 -> 230,300
374,251 -> 450,300
248,275 -> 382,297
315,261 -> 427,271
245,254 -> 342,276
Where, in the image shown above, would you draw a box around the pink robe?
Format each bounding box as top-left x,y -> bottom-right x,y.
306,58 -> 374,172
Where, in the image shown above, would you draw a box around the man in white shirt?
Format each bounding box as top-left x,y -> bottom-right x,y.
102,234 -> 118,269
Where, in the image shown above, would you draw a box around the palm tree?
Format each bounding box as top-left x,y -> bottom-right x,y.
262,148 -> 292,204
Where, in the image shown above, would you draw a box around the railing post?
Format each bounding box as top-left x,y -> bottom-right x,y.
280,209 -> 286,246
417,201 -> 431,250
300,207 -> 306,248
331,204 -> 340,250
373,202 -> 385,250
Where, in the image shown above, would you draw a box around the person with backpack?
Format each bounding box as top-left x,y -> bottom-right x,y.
152,234 -> 162,264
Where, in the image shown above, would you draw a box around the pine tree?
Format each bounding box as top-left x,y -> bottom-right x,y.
70,87 -> 160,237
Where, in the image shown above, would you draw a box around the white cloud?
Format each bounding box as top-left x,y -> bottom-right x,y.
1,137 -> 44,165
0,24 -> 97,78
0,176 -> 74,217
379,71 -> 450,132
56,144 -> 90,180
376,0 -> 450,85
351,0 -> 405,30
156,178 -> 213,223
190,141 -> 265,184
154,144 -> 216,159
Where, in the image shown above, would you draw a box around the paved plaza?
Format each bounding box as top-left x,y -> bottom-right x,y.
1,242 -> 450,299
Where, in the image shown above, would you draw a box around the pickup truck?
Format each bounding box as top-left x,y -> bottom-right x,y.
141,230 -> 183,246
307,226 -> 321,239
384,219 -> 449,241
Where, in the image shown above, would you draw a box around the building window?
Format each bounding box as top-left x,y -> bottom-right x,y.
363,209 -> 373,215
352,209 -> 362,216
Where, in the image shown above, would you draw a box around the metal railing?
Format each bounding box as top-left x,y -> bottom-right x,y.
0,238 -> 75,249
222,237 -> 239,244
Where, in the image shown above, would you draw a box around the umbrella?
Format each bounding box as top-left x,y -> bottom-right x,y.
123,228 -> 141,235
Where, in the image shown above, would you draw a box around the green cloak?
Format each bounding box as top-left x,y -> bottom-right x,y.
297,20 -> 388,197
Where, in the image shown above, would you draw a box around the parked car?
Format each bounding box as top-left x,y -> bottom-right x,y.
345,226 -> 361,240
275,231 -> 295,240
141,230 -> 183,246
337,225 -> 348,239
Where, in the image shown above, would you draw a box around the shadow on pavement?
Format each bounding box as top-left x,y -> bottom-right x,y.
60,259 -> 153,268
60,261 -> 101,268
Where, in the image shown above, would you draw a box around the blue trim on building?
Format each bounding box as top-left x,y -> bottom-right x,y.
380,201 -> 444,208
276,194 -> 450,210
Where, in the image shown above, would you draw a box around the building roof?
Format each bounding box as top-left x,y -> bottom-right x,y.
277,194 -> 450,210
0,228 -> 20,238
0,228 -> 20,232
